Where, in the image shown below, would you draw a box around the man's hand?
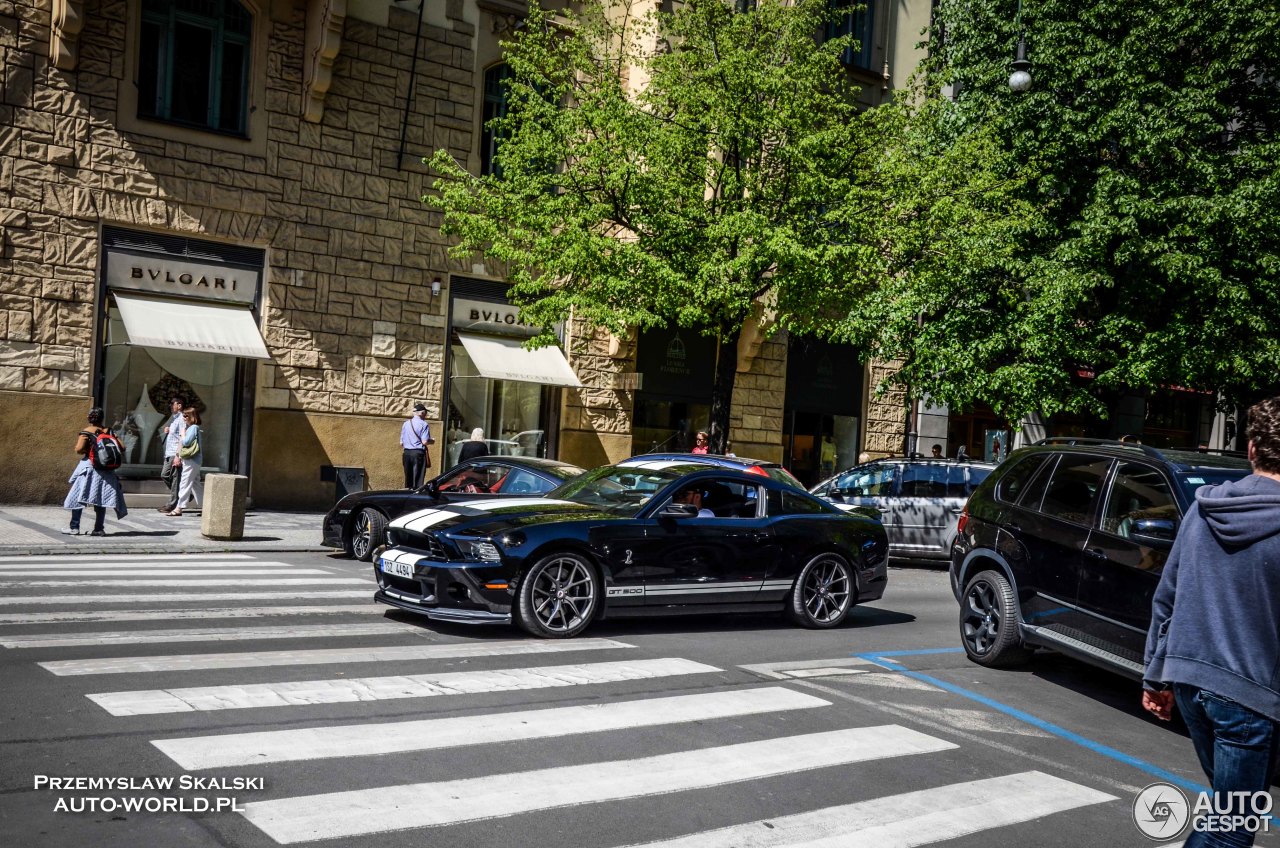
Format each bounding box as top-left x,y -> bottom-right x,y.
1143,689 -> 1174,721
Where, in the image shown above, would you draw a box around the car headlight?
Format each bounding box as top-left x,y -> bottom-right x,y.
457,539 -> 502,562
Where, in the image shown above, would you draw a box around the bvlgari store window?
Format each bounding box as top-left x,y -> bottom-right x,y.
445,278 -> 582,468
96,228 -> 269,480
631,327 -> 716,455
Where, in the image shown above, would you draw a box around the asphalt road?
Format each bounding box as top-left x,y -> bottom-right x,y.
0,552 -> 1272,847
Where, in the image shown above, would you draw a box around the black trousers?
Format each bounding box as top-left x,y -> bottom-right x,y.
403,448 -> 427,489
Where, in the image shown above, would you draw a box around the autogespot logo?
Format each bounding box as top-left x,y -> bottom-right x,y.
1134,782 -> 1190,840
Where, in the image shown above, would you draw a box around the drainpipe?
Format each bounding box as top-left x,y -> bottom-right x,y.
396,0 -> 426,169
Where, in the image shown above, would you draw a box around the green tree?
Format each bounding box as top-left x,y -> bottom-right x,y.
428,0 -> 900,453
858,0 -> 1280,423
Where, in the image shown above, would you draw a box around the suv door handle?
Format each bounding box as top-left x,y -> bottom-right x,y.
1084,547 -> 1108,561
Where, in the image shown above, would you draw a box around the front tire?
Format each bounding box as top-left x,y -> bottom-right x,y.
960,569 -> 1033,667
516,553 -> 600,639
347,508 -> 387,562
788,553 -> 854,629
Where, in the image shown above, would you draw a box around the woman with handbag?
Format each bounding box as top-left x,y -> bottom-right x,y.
166,407 -> 204,516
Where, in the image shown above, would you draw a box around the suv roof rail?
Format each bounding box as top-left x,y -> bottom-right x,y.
1032,436 -> 1166,459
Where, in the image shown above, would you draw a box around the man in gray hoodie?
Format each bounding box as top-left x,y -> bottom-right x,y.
1143,395 -> 1280,847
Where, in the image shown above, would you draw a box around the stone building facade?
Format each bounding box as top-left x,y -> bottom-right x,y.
0,0 -> 924,509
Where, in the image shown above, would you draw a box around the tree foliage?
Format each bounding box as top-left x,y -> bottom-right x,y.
859,0 -> 1280,421
427,0 -> 905,451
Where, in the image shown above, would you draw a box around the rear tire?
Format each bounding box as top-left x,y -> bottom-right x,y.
516,553 -> 599,639
960,569 -> 1033,667
787,553 -> 854,629
347,508 -> 387,562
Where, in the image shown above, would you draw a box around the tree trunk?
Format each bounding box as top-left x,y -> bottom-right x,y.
708,326 -> 741,456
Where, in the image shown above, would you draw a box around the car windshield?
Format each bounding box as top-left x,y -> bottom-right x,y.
547,466 -> 682,515
1175,468 -> 1251,500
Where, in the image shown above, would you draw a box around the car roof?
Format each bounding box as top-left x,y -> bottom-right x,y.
620,453 -> 784,468
1028,439 -> 1251,472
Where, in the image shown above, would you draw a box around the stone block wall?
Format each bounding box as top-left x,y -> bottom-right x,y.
729,333 -> 786,463
0,0 -> 478,505
863,357 -> 908,456
560,317 -> 635,467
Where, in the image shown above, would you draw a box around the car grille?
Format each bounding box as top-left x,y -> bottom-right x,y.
419,533 -> 448,561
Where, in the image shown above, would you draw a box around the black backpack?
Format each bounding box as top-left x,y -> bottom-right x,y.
81,429 -> 124,472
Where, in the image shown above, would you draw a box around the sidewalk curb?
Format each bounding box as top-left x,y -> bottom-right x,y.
0,545 -> 333,557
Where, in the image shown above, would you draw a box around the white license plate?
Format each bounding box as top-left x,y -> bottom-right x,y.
381,559 -> 415,579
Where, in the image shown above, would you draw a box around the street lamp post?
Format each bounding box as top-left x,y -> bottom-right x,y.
1008,0 -> 1031,92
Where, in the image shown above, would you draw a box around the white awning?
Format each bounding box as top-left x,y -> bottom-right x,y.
113,292 -> 271,359
457,332 -> 583,388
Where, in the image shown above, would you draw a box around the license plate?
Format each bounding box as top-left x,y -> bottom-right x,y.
381,559 -> 415,579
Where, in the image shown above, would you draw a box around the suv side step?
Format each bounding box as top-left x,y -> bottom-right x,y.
1019,622 -> 1145,679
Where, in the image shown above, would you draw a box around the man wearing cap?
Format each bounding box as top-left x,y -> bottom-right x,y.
400,403 -> 434,489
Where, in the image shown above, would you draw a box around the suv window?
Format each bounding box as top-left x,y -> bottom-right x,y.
901,464 -> 948,498
1103,463 -> 1177,538
835,464 -> 897,497
947,465 -> 992,498
996,455 -> 1048,504
1039,456 -> 1111,525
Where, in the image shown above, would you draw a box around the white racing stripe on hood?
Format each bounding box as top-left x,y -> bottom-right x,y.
391,499 -> 580,533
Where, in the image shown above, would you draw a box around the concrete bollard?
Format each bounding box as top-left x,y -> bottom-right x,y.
201,473 -> 248,541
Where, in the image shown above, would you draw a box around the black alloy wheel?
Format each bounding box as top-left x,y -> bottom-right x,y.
788,553 -> 854,628
960,569 -> 1033,667
516,553 -> 600,639
348,508 -> 387,562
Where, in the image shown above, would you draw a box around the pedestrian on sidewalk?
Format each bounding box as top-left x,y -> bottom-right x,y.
61,406 -> 128,536
1143,395 -> 1280,848
166,407 -> 204,517
158,395 -> 186,513
457,428 -> 488,465
400,403 -> 433,489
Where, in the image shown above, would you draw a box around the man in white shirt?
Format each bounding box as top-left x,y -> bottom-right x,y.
158,396 -> 186,513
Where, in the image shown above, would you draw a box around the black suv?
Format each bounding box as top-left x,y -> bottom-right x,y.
950,439 -> 1251,677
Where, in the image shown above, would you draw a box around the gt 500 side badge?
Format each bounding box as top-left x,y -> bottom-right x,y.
607,587 -> 643,597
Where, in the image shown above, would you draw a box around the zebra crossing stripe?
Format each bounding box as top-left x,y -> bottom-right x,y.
612,771 -> 1117,847
0,560 -> 295,570
154,687 -> 829,770
0,590 -> 371,606
0,553 -> 253,563
240,725 -> 956,844
0,605 -> 384,625
1,621 -> 415,649
42,638 -> 634,676
0,568 -> 334,578
87,657 -> 721,716
0,578 -> 369,587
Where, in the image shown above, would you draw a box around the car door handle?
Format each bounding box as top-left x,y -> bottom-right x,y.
1084,547 -> 1108,561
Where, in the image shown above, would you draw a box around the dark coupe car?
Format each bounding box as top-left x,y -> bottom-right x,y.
374,463 -> 888,638
322,456 -> 585,561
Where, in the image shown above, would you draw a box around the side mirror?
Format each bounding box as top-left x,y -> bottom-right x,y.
423,480 -> 439,497
660,502 -> 699,518
1131,517 -> 1177,549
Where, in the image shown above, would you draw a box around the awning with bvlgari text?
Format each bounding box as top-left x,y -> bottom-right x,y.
112,292 -> 271,359
456,332 -> 583,387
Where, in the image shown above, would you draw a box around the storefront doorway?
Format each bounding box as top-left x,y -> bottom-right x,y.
443,278 -> 579,469
95,228 -> 267,481
630,327 -> 716,456
783,337 -> 862,488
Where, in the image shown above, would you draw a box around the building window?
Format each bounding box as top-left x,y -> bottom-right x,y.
481,63 -> 514,177
826,0 -> 875,71
137,0 -> 252,135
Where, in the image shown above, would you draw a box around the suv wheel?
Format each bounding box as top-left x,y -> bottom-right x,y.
960,569 -> 1033,667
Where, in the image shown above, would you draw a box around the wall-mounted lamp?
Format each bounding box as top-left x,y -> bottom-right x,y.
430,277 -> 442,297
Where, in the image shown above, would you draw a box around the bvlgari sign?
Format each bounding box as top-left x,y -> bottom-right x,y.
105,250 -> 260,305
451,297 -> 540,336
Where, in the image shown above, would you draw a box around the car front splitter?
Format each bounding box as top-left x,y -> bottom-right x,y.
374,588 -> 512,625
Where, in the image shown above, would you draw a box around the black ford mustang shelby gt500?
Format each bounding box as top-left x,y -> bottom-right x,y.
374,463 -> 888,638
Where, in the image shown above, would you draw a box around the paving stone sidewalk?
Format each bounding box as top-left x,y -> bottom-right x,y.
0,506 -> 330,556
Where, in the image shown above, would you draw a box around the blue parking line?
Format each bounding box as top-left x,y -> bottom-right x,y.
854,648 -> 1210,796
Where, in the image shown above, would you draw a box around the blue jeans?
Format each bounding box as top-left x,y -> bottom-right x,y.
1175,684 -> 1280,848
69,506 -> 105,533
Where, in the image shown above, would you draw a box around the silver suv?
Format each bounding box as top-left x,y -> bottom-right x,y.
811,458 -> 997,562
